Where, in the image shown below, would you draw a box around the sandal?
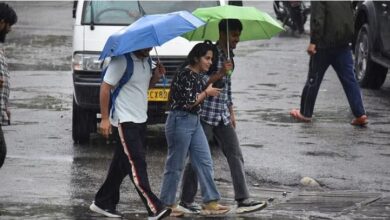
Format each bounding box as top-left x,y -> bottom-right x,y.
200,201 -> 230,215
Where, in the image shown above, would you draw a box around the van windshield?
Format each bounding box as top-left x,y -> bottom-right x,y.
82,1 -> 219,25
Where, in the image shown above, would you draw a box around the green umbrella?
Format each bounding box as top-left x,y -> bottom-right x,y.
183,5 -> 284,41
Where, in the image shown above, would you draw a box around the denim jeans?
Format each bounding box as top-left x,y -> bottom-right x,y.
160,110 -> 220,205
180,121 -> 250,203
300,47 -> 366,118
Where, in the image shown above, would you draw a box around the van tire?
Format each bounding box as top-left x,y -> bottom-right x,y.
72,97 -> 95,144
354,24 -> 387,89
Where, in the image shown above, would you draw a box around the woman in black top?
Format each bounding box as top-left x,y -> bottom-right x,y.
160,42 -> 231,215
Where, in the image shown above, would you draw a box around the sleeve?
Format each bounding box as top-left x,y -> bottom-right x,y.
310,1 -> 326,45
103,55 -> 127,86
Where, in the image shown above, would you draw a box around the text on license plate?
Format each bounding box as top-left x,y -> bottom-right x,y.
148,88 -> 169,102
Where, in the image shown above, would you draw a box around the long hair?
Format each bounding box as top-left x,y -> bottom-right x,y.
186,40 -> 214,66
169,40 -> 214,104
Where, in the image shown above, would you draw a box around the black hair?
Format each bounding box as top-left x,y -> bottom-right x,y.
186,40 -> 214,66
0,3 -> 18,25
169,40 -> 215,105
218,19 -> 242,33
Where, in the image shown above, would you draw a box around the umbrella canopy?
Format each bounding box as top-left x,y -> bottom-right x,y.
100,10 -> 205,60
183,5 -> 284,41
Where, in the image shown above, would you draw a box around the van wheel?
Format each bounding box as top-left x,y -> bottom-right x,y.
72,97 -> 96,144
354,24 -> 387,89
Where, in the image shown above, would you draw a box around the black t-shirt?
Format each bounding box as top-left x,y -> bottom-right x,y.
169,67 -> 206,114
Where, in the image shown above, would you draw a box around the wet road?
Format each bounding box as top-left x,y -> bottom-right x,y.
0,1 -> 390,219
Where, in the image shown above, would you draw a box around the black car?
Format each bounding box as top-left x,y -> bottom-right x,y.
354,0 -> 390,89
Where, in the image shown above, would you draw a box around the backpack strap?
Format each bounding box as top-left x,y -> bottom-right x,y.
109,53 -> 134,118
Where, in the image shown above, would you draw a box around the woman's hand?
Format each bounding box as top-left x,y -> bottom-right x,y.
205,83 -> 222,97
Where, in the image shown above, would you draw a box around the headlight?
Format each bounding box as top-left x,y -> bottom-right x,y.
72,53 -> 102,71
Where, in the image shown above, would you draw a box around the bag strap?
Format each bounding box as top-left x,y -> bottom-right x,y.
110,53 -> 134,118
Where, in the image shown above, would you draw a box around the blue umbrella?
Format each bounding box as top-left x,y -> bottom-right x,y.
99,10 -> 205,60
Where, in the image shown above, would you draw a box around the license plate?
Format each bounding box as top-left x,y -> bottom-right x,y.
148,88 -> 169,102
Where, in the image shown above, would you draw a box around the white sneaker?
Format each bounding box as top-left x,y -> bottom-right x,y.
89,202 -> 122,218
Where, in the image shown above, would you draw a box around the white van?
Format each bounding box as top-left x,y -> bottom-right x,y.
71,0 -> 226,143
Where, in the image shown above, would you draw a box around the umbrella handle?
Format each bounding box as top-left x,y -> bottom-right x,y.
153,47 -> 166,87
226,21 -> 230,60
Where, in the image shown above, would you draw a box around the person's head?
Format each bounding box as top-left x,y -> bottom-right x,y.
218,19 -> 242,49
0,3 -> 17,43
133,47 -> 152,58
187,40 -> 214,72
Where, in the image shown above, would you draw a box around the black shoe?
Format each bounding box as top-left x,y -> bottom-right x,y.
236,199 -> 267,214
89,202 -> 122,218
148,207 -> 172,220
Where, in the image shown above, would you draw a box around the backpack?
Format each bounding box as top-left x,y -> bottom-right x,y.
101,53 -> 152,118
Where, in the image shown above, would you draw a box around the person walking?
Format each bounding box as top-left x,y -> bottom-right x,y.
178,19 -> 267,214
89,48 -> 171,220
159,41 -> 230,216
290,1 -> 368,126
0,3 -> 17,168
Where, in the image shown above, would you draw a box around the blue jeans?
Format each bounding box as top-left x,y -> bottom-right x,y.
160,110 -> 220,205
300,47 -> 366,118
180,121 -> 249,203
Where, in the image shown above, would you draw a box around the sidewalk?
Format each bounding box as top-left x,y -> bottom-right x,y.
209,182 -> 390,220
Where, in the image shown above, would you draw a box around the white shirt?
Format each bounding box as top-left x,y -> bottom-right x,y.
103,53 -> 152,126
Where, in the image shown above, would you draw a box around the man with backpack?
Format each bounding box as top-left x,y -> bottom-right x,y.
178,19 -> 266,214
90,48 -> 171,220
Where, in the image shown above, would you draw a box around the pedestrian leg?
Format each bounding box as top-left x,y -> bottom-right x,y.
160,111 -> 194,206
213,123 -> 249,201
188,120 -> 220,203
94,132 -> 127,211
179,121 -> 214,204
118,122 -> 165,216
331,48 -> 366,117
300,51 -> 330,118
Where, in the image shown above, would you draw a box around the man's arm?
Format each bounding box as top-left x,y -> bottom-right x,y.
310,1 -> 326,46
206,60 -> 233,86
227,78 -> 236,128
99,82 -> 113,138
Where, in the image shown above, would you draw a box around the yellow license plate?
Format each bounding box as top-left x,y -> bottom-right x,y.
148,88 -> 169,102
